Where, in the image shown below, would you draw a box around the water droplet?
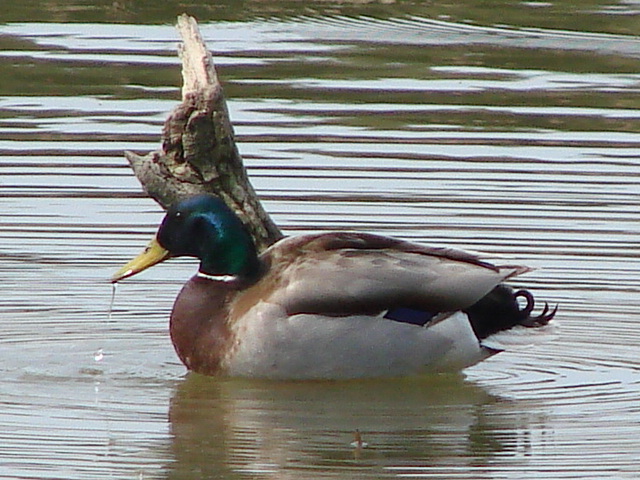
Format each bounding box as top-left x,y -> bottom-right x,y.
108,282 -> 118,321
94,348 -> 104,362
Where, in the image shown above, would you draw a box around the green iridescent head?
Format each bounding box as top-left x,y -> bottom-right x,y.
112,194 -> 260,282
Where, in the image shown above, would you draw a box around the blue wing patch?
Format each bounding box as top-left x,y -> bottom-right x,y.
383,307 -> 435,326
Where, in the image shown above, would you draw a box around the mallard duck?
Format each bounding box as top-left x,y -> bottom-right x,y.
112,194 -> 556,379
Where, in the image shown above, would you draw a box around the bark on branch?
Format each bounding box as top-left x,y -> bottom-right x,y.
124,14 -> 283,252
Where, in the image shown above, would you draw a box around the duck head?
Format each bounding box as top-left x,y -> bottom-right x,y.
111,194 -> 260,283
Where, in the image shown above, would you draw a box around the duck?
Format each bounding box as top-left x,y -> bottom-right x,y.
112,194 -> 556,379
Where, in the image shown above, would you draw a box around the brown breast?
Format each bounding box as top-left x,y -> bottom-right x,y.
169,276 -> 237,375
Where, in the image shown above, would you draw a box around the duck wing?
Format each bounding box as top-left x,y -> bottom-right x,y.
262,232 -> 529,316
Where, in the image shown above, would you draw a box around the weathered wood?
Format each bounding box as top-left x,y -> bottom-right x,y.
124,14 -> 283,251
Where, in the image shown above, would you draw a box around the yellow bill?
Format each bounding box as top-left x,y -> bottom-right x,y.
111,237 -> 170,283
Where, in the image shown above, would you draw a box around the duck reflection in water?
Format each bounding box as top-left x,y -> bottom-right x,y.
165,375 -> 549,477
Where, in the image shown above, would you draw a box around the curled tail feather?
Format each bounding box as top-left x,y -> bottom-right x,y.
465,285 -> 557,340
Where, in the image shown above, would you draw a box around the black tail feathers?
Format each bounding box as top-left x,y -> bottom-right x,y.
464,284 -> 557,340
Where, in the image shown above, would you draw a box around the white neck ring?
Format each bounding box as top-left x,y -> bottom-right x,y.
197,271 -> 238,282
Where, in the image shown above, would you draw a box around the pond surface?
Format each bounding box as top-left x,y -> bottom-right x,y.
1,1 -> 640,479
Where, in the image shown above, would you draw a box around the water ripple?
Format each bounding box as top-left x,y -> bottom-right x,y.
1,12 -> 640,480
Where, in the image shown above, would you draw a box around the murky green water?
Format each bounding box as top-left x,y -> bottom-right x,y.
1,1 -> 640,478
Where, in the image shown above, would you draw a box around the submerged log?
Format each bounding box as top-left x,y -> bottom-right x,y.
124,14 -> 283,251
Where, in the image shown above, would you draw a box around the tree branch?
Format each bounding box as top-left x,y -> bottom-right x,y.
124,14 -> 283,251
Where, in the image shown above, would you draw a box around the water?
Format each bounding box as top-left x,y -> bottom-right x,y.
1,2 -> 640,478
